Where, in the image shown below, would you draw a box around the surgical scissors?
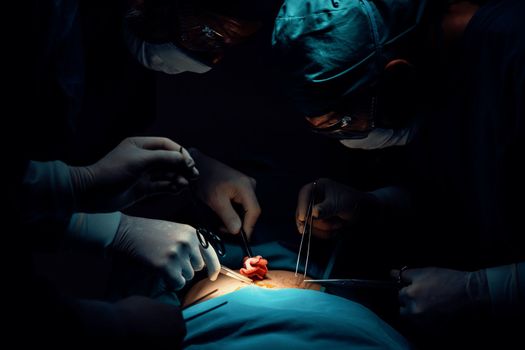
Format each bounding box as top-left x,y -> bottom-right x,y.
196,227 -> 252,284
196,227 -> 226,257
295,180 -> 317,278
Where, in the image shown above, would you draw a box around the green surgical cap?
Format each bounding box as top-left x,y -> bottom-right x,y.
272,0 -> 428,116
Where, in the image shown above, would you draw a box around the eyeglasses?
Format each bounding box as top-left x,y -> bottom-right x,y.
175,11 -> 261,65
309,95 -> 378,140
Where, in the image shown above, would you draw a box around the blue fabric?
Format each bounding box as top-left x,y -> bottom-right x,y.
183,288 -> 410,349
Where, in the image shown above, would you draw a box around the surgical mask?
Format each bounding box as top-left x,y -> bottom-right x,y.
339,123 -> 417,150
124,9 -> 212,75
127,38 -> 212,75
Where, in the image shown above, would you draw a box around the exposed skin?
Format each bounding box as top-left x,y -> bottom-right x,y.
182,270 -> 322,308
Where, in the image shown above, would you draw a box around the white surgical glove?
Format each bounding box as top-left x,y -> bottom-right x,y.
189,149 -> 261,239
69,137 -> 199,212
392,267 -> 490,320
296,178 -> 380,239
110,214 -> 220,290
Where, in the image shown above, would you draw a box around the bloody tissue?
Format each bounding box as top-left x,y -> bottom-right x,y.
240,255 -> 268,280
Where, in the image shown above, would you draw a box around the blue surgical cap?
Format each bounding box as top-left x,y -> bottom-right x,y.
272,0 -> 428,116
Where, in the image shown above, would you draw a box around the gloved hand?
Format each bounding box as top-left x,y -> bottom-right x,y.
111,214 -> 220,290
391,267 -> 490,320
69,137 -> 199,212
296,178 -> 379,239
189,149 -> 260,239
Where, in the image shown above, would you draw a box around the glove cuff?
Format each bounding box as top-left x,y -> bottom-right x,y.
20,160 -> 78,228
68,165 -> 95,212
66,212 -> 122,255
485,264 -> 523,317
466,269 -> 490,308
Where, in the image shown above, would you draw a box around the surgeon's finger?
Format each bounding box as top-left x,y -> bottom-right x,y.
148,171 -> 194,186
312,218 -> 343,231
234,178 -> 260,239
296,183 -> 313,233
209,195 -> 242,235
131,136 -> 182,151
400,301 -> 418,317
165,263 -> 185,291
189,241 -> 205,272
390,269 -> 401,281
140,149 -> 195,173
390,268 -> 413,284
179,147 -> 199,178
311,227 -> 339,240
398,286 -> 412,316
312,198 -> 338,219
137,180 -> 170,194
199,244 -> 220,282
178,254 -> 195,282
132,137 -> 197,171
398,268 -> 417,284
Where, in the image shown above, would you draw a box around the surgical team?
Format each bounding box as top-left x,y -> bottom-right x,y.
11,0 -> 524,347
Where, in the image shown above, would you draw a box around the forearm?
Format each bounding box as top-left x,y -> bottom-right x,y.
21,160 -> 123,253
485,262 -> 525,317
20,160 -> 76,225
66,212 -> 122,255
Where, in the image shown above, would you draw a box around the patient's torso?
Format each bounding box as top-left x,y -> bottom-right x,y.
183,270 -> 322,307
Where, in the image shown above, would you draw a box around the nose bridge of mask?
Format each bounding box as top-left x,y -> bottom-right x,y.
124,14 -> 212,75
339,126 -> 414,150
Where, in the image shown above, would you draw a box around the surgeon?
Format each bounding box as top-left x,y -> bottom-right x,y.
272,0 -> 524,345
12,0 -> 261,340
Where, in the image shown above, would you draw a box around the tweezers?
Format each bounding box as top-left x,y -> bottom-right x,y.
295,181 -> 317,278
220,265 -> 253,284
304,278 -> 403,289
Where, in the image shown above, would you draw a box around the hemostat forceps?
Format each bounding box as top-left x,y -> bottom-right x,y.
295,180 -> 317,279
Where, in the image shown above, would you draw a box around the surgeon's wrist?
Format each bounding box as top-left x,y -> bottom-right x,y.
69,165 -> 96,212
466,269 -> 491,309
109,213 -> 134,256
